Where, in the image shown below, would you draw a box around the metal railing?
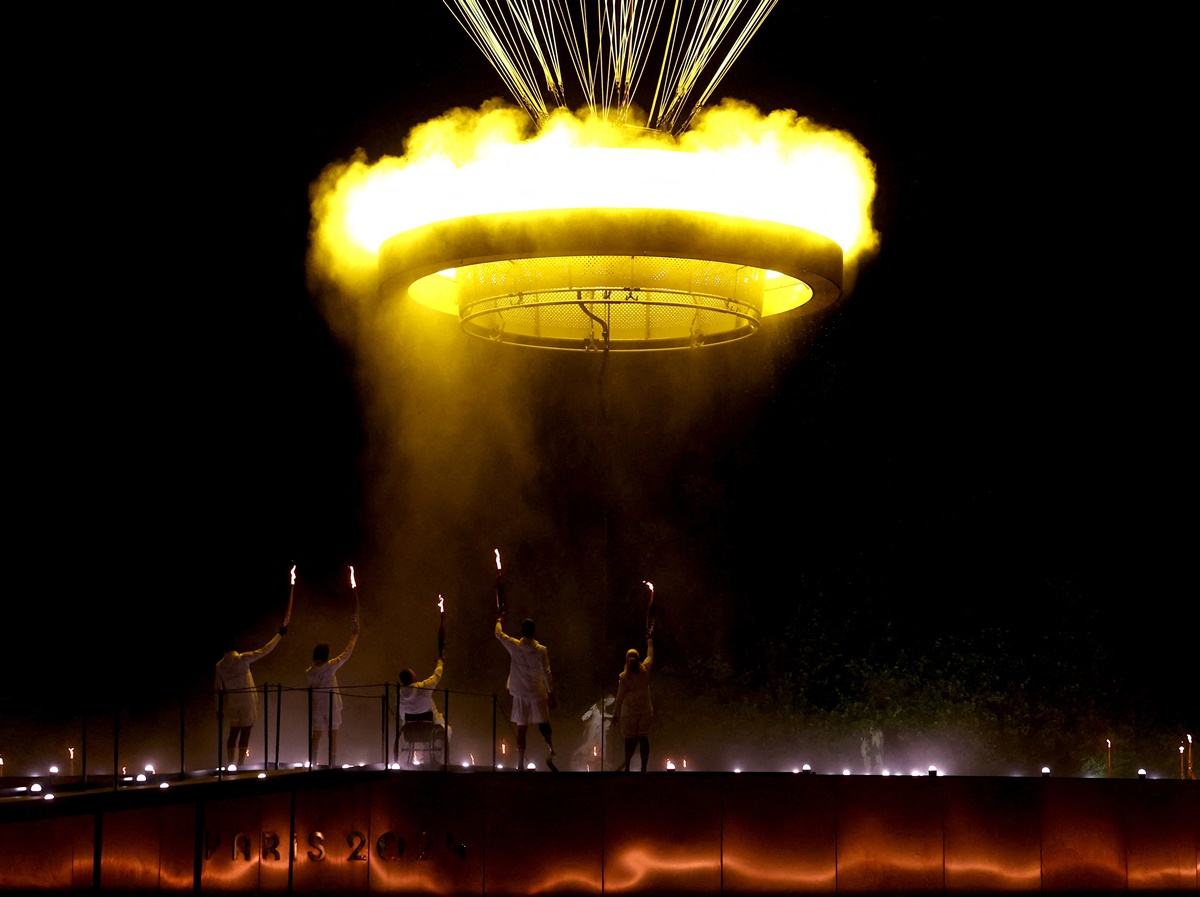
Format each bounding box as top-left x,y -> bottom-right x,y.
8,682 -> 530,791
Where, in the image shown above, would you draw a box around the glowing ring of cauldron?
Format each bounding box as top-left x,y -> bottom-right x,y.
379,208 -> 842,351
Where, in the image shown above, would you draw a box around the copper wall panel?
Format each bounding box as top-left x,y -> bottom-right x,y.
944,777 -> 1041,892
601,772 -> 722,894
100,803 -> 195,892
255,791 -> 294,895
0,814 -> 92,891
289,779 -> 373,895
200,790 -> 291,894
1040,778 -> 1126,892
3,770 -> 1199,894
365,773 -> 486,896
720,773 -> 837,893
836,774 -> 945,893
1121,780 -> 1199,892
483,773 -> 604,895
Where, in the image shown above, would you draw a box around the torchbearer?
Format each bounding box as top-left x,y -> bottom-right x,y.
215,619 -> 287,769
396,604 -> 449,766
306,573 -> 361,769
614,585 -> 657,772
495,609 -> 557,771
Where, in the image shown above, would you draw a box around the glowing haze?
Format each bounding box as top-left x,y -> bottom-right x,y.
307,98 -> 879,304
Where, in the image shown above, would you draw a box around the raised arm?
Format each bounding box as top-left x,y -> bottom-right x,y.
330,616 -> 361,667
247,632 -> 282,662
495,620 -> 520,649
416,657 -> 444,690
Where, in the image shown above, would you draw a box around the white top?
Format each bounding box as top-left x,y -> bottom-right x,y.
305,632 -> 358,713
214,633 -> 281,709
495,622 -> 553,698
398,659 -> 446,726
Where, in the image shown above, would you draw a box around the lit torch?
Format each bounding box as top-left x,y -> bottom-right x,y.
494,549 -> 506,617
437,594 -> 446,657
643,580 -> 655,638
349,565 -> 360,627
285,564 -> 296,627
1188,734 -> 1194,780
1106,739 -> 1112,778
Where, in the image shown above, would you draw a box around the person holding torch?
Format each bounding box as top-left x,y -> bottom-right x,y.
214,593 -> 290,769
495,612 -> 557,771
612,582 -> 657,772
306,595 -> 360,768
395,595 -> 450,764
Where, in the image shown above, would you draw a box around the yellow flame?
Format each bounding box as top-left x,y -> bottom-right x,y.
309,100 -> 878,299
494,549 -> 502,571
438,594 -> 445,613
290,564 -> 296,586
349,565 -> 357,589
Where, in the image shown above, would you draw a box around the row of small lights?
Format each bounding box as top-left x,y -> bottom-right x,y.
5,734 -> 1192,789
0,757 -> 1179,777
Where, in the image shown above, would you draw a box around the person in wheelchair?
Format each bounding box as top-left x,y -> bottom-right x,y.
395,654 -> 449,764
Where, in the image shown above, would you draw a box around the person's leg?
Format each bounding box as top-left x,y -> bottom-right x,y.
516,724 -> 528,770
237,727 -> 253,765
623,738 -> 636,772
538,722 -> 557,771
226,727 -> 242,767
638,737 -> 650,772
329,729 -> 339,768
311,730 -> 323,765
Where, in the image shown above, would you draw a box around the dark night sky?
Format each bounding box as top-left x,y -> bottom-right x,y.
6,7 -> 1191,771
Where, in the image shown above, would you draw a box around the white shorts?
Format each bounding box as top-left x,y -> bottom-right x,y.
223,693 -> 258,728
311,695 -> 343,731
510,695 -> 549,726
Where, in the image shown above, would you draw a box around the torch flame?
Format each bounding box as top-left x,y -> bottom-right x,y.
349,566 -> 357,590
494,549 -> 502,572
643,580 -> 654,595
290,565 -> 296,586
438,594 -> 445,613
